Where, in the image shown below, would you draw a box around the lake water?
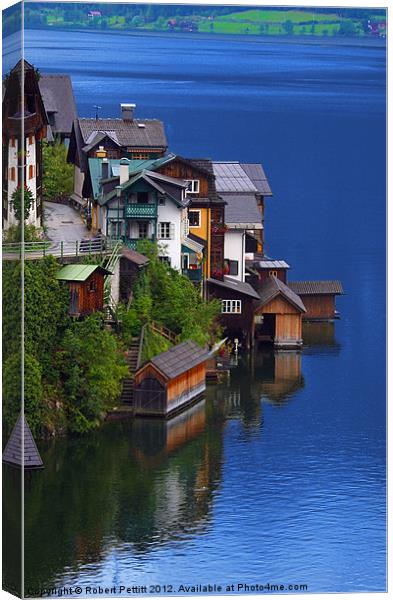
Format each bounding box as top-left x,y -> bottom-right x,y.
3,29 -> 386,594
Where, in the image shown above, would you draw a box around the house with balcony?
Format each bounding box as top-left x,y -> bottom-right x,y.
92,157 -> 190,270
67,103 -> 167,213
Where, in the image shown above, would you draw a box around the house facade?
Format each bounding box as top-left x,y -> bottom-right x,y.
94,157 -> 189,270
67,104 -> 167,212
2,60 -> 48,230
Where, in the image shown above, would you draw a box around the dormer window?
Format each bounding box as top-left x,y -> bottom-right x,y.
185,179 -> 200,194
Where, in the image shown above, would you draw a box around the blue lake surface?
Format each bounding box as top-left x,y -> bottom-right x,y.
3,29 -> 386,593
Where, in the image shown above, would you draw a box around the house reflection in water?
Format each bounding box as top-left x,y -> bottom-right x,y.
23,399 -> 225,591
302,322 -> 341,354
253,350 -> 305,406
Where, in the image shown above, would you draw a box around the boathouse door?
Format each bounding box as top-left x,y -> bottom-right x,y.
134,377 -> 166,415
70,288 -> 79,315
254,314 -> 275,344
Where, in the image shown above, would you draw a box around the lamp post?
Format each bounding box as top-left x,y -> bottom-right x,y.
115,185 -> 122,241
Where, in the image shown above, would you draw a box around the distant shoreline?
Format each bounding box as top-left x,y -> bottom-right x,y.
23,26 -> 386,48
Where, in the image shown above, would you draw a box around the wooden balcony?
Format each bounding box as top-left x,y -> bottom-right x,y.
124,203 -> 157,219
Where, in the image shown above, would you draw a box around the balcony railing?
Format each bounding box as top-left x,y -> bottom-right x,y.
125,203 -> 157,219
183,267 -> 203,282
123,238 -> 155,251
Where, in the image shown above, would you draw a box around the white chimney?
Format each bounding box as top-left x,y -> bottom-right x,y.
119,158 -> 130,185
101,157 -> 109,180
121,103 -> 136,121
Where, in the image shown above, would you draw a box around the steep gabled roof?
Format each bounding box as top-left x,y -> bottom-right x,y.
38,74 -> 77,137
149,340 -> 209,380
259,276 -> 306,312
3,414 -> 43,469
288,281 -> 344,296
101,170 -> 188,208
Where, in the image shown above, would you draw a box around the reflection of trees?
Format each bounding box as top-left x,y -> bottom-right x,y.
21,401 -> 225,591
3,466 -> 22,597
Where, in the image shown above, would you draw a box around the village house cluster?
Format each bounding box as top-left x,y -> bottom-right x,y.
3,59 -> 343,352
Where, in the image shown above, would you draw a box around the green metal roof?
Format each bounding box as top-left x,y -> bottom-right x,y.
56,264 -> 101,282
88,154 -> 176,200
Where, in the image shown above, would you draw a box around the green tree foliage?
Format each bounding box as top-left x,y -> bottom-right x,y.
3,352 -> 44,437
130,241 -> 221,346
10,186 -> 34,223
42,139 -> 74,201
57,314 -> 128,433
338,20 -> 357,36
283,19 -> 294,35
2,257 -> 70,369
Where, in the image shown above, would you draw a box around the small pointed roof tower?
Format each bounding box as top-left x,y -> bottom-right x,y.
3,413 -> 44,469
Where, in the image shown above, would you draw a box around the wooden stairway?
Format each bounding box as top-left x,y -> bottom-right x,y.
120,337 -> 140,406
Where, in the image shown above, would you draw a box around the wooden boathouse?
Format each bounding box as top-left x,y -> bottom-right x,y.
288,280 -> 344,321
56,264 -> 111,317
254,276 -> 306,348
133,340 -> 209,417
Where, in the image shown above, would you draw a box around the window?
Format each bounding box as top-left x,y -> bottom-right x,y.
189,210 -> 201,228
28,165 -> 34,180
158,222 -> 174,240
182,253 -> 190,270
159,256 -> 171,265
185,179 -> 200,194
137,192 -> 149,204
88,280 -> 97,293
222,300 -> 242,314
224,259 -> 239,276
111,220 -> 122,238
131,152 -> 150,160
158,196 -> 166,206
9,167 -> 16,182
10,138 -> 16,148
138,222 -> 148,238
269,270 -> 278,278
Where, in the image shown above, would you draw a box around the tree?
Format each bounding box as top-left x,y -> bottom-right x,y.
283,20 -> 294,35
3,352 -> 45,436
131,241 -> 221,346
42,138 -> 74,201
338,20 -> 357,36
10,185 -> 34,223
57,314 -> 128,433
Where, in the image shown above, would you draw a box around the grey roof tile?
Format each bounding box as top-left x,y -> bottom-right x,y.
3,414 -> 44,469
39,74 -> 77,137
207,276 -> 261,300
150,340 -> 209,379
288,281 -> 344,295
224,193 -> 262,227
78,118 -> 167,149
240,163 -> 273,196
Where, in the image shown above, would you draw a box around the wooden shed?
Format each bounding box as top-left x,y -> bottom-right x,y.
288,281 -> 344,321
3,414 -> 43,469
254,276 -> 306,349
56,264 -> 111,317
133,341 -> 209,417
